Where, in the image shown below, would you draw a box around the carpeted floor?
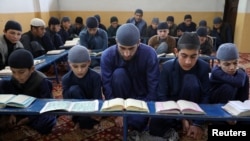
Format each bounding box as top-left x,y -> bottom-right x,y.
1,54 -> 250,141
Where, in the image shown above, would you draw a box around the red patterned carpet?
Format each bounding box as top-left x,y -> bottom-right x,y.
0,53 -> 250,141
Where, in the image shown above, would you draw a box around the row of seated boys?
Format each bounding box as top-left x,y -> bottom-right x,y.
0,23 -> 248,141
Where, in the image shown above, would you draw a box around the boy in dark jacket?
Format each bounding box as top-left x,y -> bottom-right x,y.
209,43 -> 249,103
62,45 -> 102,129
0,49 -> 56,134
149,32 -> 211,140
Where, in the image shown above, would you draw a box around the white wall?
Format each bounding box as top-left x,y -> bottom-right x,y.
0,0 -> 58,13
0,0 -> 225,13
58,0 -> 225,12
238,0 -> 250,13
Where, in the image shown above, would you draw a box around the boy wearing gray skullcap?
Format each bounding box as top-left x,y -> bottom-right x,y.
148,22 -> 176,55
210,43 -> 248,103
101,23 -> 159,132
149,32 -> 210,140
62,45 -> 102,129
0,20 -> 24,70
209,43 -> 250,126
0,49 -> 56,134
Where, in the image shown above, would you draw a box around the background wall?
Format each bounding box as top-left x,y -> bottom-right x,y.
0,0 -> 224,32
3,0 -> 250,53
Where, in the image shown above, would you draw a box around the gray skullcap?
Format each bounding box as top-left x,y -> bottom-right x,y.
151,17 -> 159,24
116,23 -> 140,46
30,18 -> 46,27
157,22 -> 168,30
216,43 -> 239,61
4,20 -> 22,31
86,17 -> 98,28
68,45 -> 91,63
178,32 -> 200,49
196,27 -> 207,37
8,49 -> 34,68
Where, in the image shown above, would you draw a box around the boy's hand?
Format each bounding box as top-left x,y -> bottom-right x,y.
8,115 -> 16,128
187,125 -> 204,140
114,116 -> 123,128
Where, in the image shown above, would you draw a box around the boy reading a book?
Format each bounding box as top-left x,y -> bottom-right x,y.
0,49 -> 56,134
149,32 -> 211,140
209,43 -> 249,124
101,23 -> 160,132
62,45 -> 102,129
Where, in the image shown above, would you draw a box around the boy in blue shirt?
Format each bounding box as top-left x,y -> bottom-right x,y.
209,43 -> 249,104
62,45 -> 102,129
149,32 -> 211,140
101,23 -> 160,132
0,49 -> 56,134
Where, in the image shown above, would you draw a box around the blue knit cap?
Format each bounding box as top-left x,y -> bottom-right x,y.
68,45 -> 91,63
116,23 -> 140,46
216,43 -> 239,61
8,49 -> 34,68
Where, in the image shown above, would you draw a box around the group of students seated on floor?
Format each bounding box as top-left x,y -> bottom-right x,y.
0,8 -> 233,71
0,21 -> 248,140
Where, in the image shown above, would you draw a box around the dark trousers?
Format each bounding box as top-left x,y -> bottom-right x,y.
209,84 -> 237,104
149,74 -> 202,136
65,85 -> 100,129
112,68 -> 149,131
28,114 -> 57,134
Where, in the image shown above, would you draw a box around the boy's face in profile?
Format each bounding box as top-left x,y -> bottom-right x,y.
11,67 -> 34,84
175,48 -> 199,71
218,59 -> 238,75
69,61 -> 90,78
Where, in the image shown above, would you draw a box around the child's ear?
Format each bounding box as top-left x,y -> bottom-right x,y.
174,48 -> 178,57
30,66 -> 35,72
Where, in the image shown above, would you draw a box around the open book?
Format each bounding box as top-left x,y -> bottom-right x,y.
46,49 -> 65,55
90,51 -> 102,57
100,98 -> 149,113
40,100 -> 99,113
155,100 -> 205,115
0,94 -> 36,108
157,53 -> 175,58
222,100 -> 250,117
0,66 -> 12,76
34,59 -> 45,65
